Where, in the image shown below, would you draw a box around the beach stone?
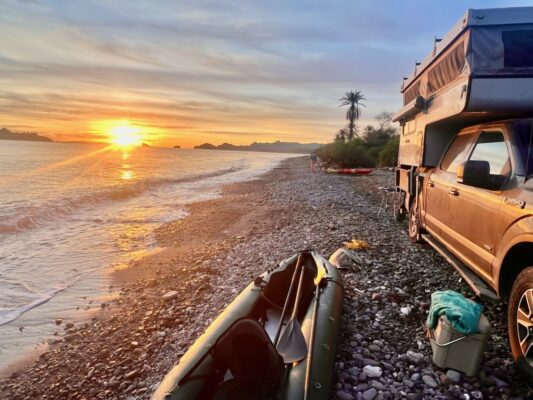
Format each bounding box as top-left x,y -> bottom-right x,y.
422,375 -> 438,388
363,365 -> 382,378
362,388 -> 377,400
402,379 -> 415,388
162,291 -> 178,301
55,319 -> 63,325
445,369 -> 461,383
370,380 -> 385,390
124,370 -> 138,380
336,390 -> 355,400
64,333 -> 79,342
406,351 -> 424,364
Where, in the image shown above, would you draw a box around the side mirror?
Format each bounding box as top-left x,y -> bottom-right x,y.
457,160 -> 491,187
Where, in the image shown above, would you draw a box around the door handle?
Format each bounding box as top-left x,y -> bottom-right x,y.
449,188 -> 459,196
428,181 -> 435,188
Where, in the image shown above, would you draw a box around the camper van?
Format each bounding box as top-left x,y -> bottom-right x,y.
393,7 -> 533,380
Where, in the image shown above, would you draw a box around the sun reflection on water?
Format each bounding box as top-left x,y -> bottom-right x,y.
121,170 -> 134,180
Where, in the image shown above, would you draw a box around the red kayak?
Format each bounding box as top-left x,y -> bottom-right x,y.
327,168 -> 373,175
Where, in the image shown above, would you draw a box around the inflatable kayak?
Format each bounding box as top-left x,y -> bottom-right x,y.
326,168 -> 373,175
152,250 -> 344,400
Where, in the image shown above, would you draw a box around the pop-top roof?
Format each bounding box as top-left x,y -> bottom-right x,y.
401,6 -> 533,93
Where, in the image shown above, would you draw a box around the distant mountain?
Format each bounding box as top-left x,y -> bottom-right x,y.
194,141 -> 323,154
0,127 -> 53,142
195,143 -> 217,150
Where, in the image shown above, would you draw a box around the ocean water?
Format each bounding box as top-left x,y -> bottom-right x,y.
0,140 -> 295,370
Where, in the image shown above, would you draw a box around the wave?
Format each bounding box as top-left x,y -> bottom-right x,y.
0,285 -> 67,326
0,167 -> 240,235
0,262 -> 123,326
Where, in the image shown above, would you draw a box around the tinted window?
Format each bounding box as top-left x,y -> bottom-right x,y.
502,30 -> 533,68
513,120 -> 533,176
441,134 -> 473,173
469,131 -> 510,175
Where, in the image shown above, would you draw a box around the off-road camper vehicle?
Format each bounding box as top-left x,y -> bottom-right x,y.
393,7 -> 533,380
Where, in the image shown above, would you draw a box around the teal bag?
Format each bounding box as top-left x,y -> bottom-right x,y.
427,290 -> 483,335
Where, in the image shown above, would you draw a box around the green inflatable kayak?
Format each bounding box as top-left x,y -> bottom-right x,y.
151,250 -> 344,400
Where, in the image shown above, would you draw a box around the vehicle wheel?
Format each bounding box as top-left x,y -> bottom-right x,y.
508,267 -> 533,383
408,201 -> 423,244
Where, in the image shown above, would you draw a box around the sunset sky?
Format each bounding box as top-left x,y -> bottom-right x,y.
0,0 -> 529,147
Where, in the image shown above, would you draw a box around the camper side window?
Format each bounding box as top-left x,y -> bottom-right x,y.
440,134 -> 473,173
502,30 -> 533,68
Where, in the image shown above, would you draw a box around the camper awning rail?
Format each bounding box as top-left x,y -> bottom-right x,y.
392,96 -> 425,124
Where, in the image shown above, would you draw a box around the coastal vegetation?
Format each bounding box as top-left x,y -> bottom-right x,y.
316,93 -> 399,167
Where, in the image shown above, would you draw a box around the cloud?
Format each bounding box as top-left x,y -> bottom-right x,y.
1,0 -> 528,145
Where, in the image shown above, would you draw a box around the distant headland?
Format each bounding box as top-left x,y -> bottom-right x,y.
194,141 -> 323,154
0,127 -> 53,142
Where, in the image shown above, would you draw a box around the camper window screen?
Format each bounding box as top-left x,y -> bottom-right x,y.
502,30 -> 533,68
427,42 -> 465,94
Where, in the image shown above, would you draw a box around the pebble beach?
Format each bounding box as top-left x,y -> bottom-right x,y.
0,156 -> 530,400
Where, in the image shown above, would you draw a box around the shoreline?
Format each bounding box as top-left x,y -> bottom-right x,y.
1,157 -> 530,400
0,156 -> 292,377
0,156 -> 300,393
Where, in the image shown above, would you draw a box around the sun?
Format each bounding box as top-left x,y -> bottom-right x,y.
107,121 -> 144,147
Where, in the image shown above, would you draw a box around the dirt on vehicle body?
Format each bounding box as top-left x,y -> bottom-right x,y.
393,6 -> 533,381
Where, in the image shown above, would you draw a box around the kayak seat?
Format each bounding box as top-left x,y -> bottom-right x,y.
262,261 -> 316,311
213,318 -> 283,399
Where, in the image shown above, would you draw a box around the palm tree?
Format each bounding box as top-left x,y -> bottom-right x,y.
334,128 -> 348,143
339,90 -> 366,140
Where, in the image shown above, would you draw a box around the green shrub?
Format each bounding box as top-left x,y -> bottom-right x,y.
379,136 -> 400,166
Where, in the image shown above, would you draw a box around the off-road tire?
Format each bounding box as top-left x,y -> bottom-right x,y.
408,201 -> 424,244
508,266 -> 533,383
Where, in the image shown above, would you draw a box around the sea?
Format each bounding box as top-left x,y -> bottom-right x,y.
0,140 -> 296,371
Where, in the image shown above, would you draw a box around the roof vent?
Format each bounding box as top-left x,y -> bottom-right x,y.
475,13 -> 485,20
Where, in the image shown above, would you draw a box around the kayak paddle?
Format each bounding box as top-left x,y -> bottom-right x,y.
276,260 -> 308,363
273,253 -> 303,347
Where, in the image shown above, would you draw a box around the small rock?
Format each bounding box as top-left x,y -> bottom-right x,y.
370,380 -> 385,391
402,378 -> 415,388
363,365 -> 382,378
406,351 -> 424,364
336,390 -> 355,400
422,374 -> 438,388
55,319 -> 63,325
400,306 -> 411,316
124,370 -> 139,380
445,369 -> 461,383
162,291 -> 178,301
362,388 -> 377,400
368,344 -> 381,353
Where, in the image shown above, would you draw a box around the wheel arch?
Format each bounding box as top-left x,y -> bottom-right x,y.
497,241 -> 533,300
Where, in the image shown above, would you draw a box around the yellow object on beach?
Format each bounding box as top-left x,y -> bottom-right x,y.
343,239 -> 370,250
